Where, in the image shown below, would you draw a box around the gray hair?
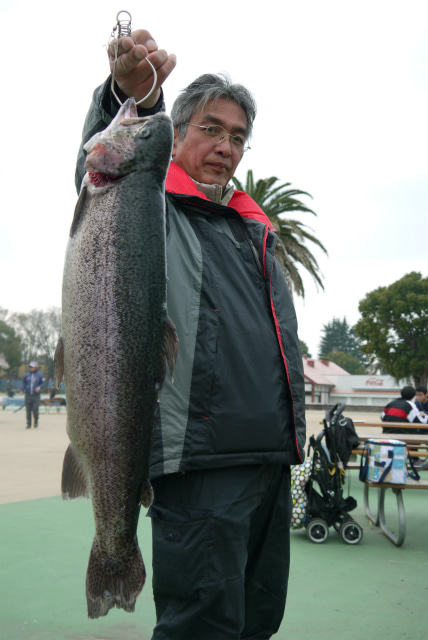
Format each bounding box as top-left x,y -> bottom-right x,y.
171,73 -> 257,141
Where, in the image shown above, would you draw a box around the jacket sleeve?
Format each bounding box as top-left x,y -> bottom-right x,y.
75,77 -> 166,193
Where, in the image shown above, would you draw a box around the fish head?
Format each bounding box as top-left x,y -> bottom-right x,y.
84,98 -> 173,188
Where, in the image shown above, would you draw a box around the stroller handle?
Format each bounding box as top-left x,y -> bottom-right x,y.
325,402 -> 347,421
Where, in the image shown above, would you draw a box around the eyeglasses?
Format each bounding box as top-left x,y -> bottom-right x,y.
183,123 -> 251,152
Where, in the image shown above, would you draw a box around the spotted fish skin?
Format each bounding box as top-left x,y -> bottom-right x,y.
55,100 -> 177,619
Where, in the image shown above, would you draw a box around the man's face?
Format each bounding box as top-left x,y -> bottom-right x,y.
172,98 -> 248,187
416,391 -> 428,404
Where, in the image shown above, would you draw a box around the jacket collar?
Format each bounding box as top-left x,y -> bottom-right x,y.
166,161 -> 275,231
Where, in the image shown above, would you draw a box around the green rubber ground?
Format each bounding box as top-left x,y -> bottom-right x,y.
1,470 -> 427,639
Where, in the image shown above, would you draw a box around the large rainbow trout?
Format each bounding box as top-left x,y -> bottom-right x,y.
55,99 -> 177,619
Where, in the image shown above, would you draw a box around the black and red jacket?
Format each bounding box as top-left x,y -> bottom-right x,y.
76,80 -> 307,479
147,163 -> 306,478
382,398 -> 427,424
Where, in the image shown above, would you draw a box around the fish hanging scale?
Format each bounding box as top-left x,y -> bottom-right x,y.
109,10 -> 158,106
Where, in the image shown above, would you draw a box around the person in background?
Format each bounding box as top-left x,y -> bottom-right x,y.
20,361 -> 45,429
414,384 -> 428,435
76,28 -> 306,640
382,385 -> 428,434
415,385 -> 428,416
6,380 -> 15,398
49,383 -> 58,400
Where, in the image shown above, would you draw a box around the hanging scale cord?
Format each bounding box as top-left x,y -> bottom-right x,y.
109,10 -> 158,106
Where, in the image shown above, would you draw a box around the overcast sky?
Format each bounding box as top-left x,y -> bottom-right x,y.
1,0 -> 426,357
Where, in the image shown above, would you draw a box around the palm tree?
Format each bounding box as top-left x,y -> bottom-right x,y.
232,170 -> 328,298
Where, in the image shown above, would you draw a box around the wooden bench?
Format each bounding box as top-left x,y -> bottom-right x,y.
344,424 -> 428,469
350,432 -> 428,465
354,421 -> 427,428
40,396 -> 67,413
347,442 -> 428,478
363,478 -> 428,546
350,445 -> 428,461
320,420 -> 428,430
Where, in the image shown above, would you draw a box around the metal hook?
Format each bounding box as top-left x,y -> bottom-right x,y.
109,10 -> 158,107
115,10 -> 132,38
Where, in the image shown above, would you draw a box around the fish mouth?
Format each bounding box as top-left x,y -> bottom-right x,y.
87,171 -> 123,188
84,140 -> 133,184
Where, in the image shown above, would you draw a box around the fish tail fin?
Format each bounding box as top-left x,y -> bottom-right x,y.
62,443 -> 90,499
163,315 -> 179,380
86,536 -> 146,619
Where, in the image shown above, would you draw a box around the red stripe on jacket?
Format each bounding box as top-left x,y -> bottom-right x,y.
165,162 -> 275,230
384,407 -> 409,420
267,255 -> 304,464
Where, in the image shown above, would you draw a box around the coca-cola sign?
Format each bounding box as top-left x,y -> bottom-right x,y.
365,378 -> 384,387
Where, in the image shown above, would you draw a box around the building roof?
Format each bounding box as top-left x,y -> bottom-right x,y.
302,356 -> 350,387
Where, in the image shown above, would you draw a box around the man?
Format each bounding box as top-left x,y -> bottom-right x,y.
382,385 -> 428,434
415,385 -> 428,416
20,361 -> 45,429
76,29 -> 306,640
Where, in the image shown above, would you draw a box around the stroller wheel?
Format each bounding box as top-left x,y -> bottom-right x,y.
306,518 -> 329,544
340,520 -> 363,545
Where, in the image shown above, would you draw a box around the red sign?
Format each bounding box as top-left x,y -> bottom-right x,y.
365,378 -> 384,387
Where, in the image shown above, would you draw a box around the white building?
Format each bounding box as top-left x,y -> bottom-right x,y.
302,356 -> 406,408
327,374 -> 407,407
303,357 -> 344,404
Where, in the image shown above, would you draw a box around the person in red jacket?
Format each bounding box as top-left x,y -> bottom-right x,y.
382,385 -> 428,434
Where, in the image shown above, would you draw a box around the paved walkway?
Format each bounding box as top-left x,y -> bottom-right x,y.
1,408 -> 427,639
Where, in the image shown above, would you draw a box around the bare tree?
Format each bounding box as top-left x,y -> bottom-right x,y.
10,308 -> 61,382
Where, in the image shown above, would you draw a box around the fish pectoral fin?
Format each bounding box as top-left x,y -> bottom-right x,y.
70,185 -> 88,237
163,316 -> 179,381
54,337 -> 64,387
140,479 -> 154,508
61,443 -> 90,500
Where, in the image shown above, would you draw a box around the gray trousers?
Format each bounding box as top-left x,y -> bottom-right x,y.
148,464 -> 291,640
25,394 -> 41,427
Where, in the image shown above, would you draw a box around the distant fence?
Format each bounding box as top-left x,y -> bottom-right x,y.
0,378 -> 65,394
0,379 -> 21,393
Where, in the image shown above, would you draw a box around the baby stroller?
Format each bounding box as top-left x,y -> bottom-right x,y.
305,403 -> 363,544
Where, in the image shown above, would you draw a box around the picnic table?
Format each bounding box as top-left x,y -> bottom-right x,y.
363,477 -> 428,546
350,422 -> 428,546
1,396 -> 24,410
